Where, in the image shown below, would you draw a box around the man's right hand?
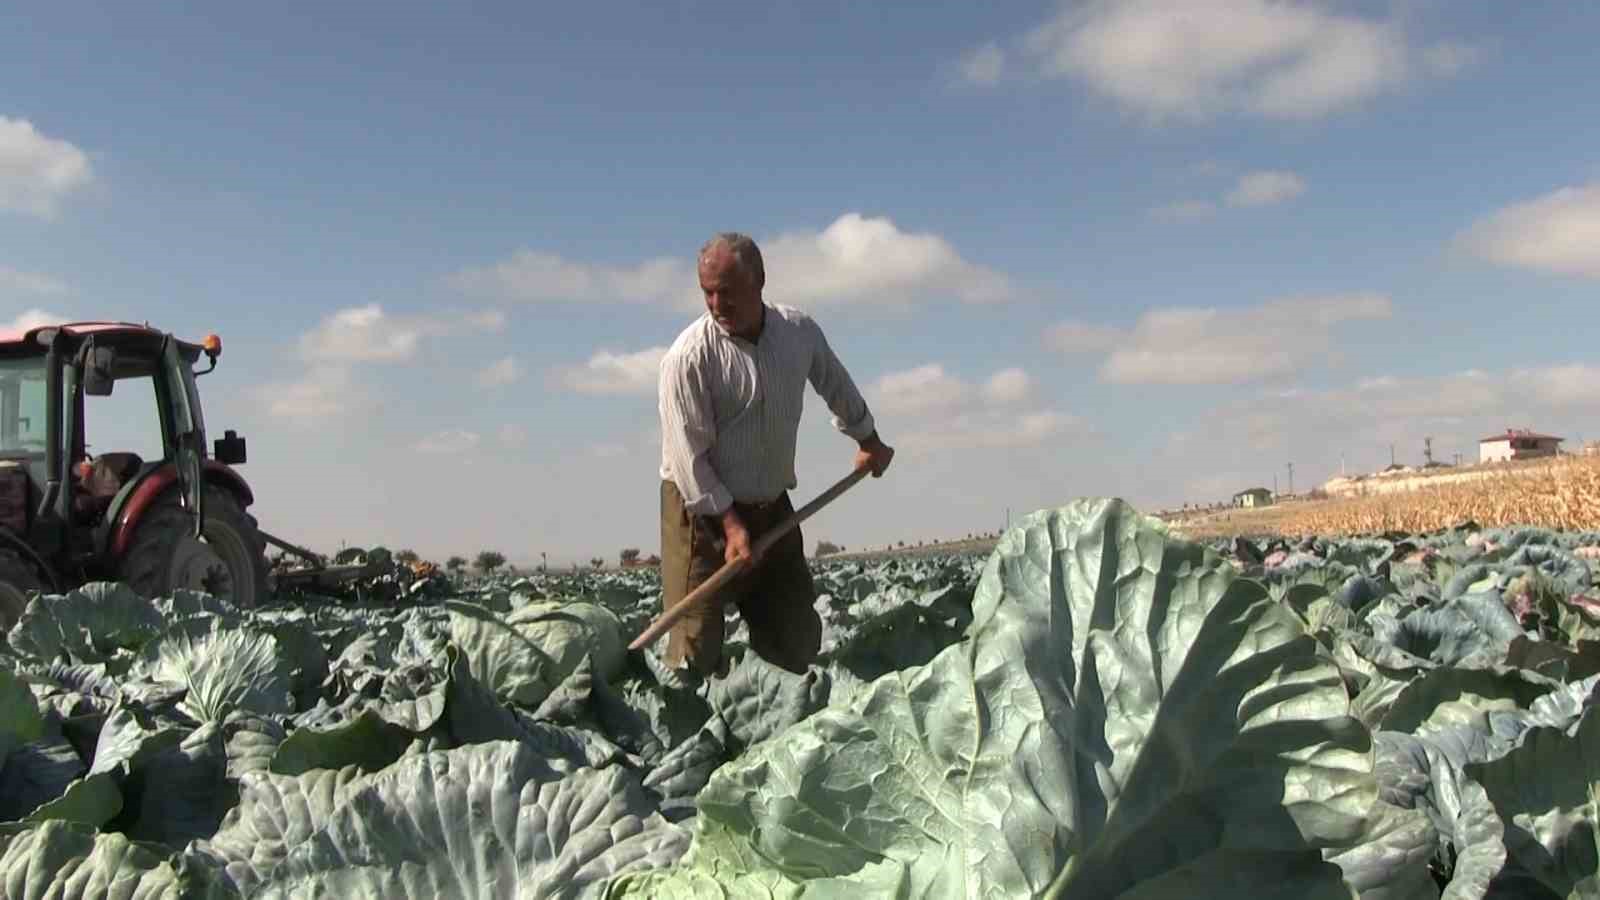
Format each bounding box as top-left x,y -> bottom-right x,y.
721,507 -> 757,567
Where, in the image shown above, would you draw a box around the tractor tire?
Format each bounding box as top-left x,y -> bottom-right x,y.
0,548 -> 45,634
117,485 -> 269,609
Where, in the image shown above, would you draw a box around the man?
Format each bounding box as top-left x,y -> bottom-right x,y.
656,232 -> 893,679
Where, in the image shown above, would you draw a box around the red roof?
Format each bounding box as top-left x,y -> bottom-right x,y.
1479,428 -> 1564,443
0,321 -> 169,346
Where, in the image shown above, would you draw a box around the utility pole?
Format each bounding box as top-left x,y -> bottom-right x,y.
1287,462 -> 1294,496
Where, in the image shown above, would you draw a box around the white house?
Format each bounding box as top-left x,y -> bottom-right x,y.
1233,487 -> 1273,508
1479,428 -> 1563,464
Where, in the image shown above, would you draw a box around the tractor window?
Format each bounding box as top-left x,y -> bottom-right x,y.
0,358 -> 49,456
83,375 -> 167,463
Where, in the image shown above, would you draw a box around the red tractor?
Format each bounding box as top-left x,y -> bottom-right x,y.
0,321 -> 270,628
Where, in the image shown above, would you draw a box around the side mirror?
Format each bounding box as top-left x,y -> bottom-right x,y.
83,347 -> 116,396
214,429 -> 246,465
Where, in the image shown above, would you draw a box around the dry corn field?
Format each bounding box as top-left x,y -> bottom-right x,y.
1179,454 -> 1600,539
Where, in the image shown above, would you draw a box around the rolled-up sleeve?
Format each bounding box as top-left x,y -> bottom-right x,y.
658,349 -> 733,516
805,317 -> 876,441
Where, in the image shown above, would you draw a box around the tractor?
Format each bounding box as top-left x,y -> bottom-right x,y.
0,321 -> 277,629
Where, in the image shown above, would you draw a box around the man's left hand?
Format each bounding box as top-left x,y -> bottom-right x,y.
855,432 -> 895,477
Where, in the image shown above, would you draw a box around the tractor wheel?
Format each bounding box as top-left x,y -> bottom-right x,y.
0,548 -> 44,634
117,485 -> 269,609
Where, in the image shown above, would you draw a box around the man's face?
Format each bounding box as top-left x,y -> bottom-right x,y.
699,246 -> 761,336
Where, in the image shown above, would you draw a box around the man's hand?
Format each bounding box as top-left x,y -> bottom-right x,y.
855,431 -> 895,477
720,507 -> 758,567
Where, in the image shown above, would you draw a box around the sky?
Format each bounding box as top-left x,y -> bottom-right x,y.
3,1 -> 1598,567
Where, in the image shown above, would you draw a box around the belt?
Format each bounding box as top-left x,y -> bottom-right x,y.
736,494 -> 785,511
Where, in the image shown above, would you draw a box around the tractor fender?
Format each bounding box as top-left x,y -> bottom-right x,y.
104,462 -> 255,559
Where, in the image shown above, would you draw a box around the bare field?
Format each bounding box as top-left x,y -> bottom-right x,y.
1172,454 -> 1600,539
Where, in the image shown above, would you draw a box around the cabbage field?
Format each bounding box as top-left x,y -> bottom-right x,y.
3,497 -> 1600,897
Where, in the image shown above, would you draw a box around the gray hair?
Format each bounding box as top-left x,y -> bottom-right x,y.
699,232 -> 765,289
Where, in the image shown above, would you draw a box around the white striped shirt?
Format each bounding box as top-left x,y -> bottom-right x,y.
658,303 -> 876,516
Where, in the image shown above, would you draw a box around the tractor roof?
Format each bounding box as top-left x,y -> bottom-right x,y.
0,321 -> 208,354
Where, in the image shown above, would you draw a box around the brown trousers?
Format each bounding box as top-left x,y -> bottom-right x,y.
658,479 -> 822,677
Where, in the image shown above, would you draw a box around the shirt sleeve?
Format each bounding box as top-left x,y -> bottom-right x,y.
804,317 -> 877,441
658,348 -> 734,516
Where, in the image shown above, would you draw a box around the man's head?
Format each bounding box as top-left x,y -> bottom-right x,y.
698,232 -> 765,338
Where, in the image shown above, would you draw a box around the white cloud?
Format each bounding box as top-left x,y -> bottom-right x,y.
1048,293 -> 1393,384
900,409 -> 1081,453
299,304 -> 423,363
260,365 -> 359,424
1225,170 -> 1306,207
295,302 -> 506,365
466,308 -> 508,331
982,367 -> 1032,405
1043,320 -> 1122,353
867,364 -> 972,416
866,363 -> 1071,453
0,266 -> 68,296
1006,0 -> 1473,122
1149,200 -> 1216,222
1186,362 -> 1600,465
556,346 -> 667,396
476,356 -> 523,388
2,308 -> 67,333
0,116 -> 93,218
449,213 -> 1011,310
960,42 -> 1006,85
414,429 -> 481,455
1456,182 -> 1600,279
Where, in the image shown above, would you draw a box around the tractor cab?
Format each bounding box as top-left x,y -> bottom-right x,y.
0,322 -> 265,623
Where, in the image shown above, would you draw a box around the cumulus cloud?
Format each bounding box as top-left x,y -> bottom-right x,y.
1149,200 -> 1216,222
1187,363 -> 1600,462
1152,169 -> 1306,220
866,363 -> 1071,452
868,364 -> 973,417
1048,293 -> 1392,384
982,367 -> 1033,405
2,308 -> 68,333
960,42 -> 1006,86
1456,182 -> 1600,279
414,429 -> 481,455
295,302 -> 506,365
448,213 -> 1011,310
1225,170 -> 1306,207
476,356 -> 523,388
0,266 -> 68,296
0,116 -> 93,218
555,346 -> 667,396
964,0 -> 1474,122
259,365 -> 361,424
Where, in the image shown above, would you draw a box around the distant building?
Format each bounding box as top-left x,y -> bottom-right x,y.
1479,428 -> 1563,463
1233,487 -> 1273,508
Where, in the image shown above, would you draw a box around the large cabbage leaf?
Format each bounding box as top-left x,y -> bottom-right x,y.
607,498 -> 1378,897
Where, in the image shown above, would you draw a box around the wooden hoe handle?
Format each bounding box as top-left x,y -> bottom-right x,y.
627,466 -> 871,652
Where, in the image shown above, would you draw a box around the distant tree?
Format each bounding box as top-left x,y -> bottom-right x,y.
474,550 -> 506,574
446,555 -> 466,573
395,549 -> 420,566
620,548 -> 641,566
644,554 -> 661,566
814,540 -> 841,557
590,557 -> 604,571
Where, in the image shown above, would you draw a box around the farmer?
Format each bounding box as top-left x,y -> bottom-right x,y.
656,231 -> 894,679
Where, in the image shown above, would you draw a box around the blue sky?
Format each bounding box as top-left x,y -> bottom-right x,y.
3,1 -> 1598,565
